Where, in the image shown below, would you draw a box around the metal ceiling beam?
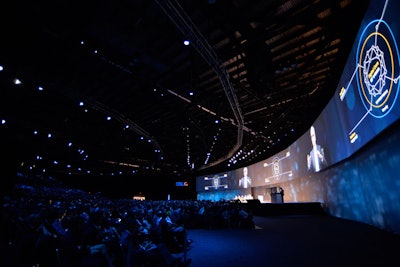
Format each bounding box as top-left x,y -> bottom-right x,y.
155,0 -> 244,170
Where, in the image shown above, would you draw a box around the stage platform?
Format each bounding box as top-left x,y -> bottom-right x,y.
245,200 -> 325,216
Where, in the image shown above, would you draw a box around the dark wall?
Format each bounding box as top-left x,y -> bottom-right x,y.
0,126 -> 19,202
59,173 -> 197,200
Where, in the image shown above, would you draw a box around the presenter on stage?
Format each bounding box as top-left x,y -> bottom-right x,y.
212,175 -> 220,189
307,125 -> 327,172
239,167 -> 252,188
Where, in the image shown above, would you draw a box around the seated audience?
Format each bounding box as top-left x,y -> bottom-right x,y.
0,173 -> 255,266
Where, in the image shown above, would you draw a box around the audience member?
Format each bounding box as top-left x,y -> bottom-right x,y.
0,173 -> 256,266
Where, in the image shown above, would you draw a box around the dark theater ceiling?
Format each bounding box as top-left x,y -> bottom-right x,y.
1,0 -> 370,182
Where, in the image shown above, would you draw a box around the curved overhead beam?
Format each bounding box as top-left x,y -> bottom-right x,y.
155,0 -> 244,170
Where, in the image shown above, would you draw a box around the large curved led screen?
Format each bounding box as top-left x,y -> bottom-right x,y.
196,0 -> 400,192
